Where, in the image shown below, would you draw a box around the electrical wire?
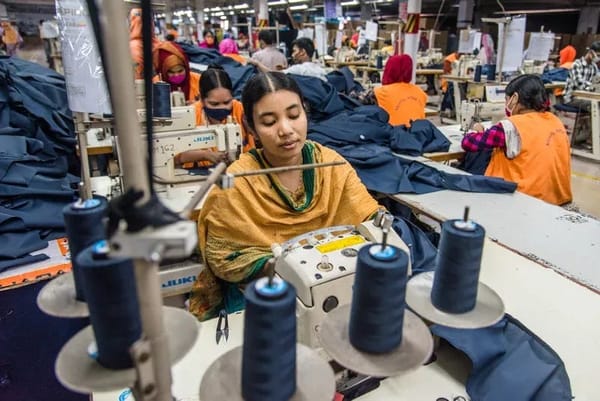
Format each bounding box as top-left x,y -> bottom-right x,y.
140,0 -> 156,195
433,0 -> 446,32
496,0 -> 507,16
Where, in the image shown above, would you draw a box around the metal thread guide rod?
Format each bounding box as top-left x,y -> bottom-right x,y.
454,206 -> 476,231
381,214 -> 394,250
267,258 -> 276,288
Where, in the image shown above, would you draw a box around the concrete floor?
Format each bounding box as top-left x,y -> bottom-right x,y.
10,43 -> 600,218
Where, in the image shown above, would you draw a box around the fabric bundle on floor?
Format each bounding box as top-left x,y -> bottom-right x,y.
0,56 -> 78,271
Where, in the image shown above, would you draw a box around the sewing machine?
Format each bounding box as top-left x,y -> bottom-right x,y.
460,99 -> 505,131
416,48 -> 443,68
273,216 -> 411,348
452,55 -> 479,77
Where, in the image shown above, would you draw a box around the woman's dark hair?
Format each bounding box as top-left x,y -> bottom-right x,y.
199,65 -> 233,99
505,74 -> 549,111
241,72 -> 305,131
203,30 -> 213,38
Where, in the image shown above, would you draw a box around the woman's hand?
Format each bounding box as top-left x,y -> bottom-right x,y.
471,122 -> 485,133
205,151 -> 229,164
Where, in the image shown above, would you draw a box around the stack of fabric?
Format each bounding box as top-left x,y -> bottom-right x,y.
0,56 -> 78,272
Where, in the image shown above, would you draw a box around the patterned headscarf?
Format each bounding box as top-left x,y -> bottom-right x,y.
153,41 -> 191,95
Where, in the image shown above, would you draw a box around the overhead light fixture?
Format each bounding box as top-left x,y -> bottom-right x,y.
268,0 -> 287,5
289,4 -> 308,10
288,0 -> 309,3
220,15 -> 227,20
203,7 -> 209,12
341,0 -> 359,6
210,7 -> 221,11
234,4 -> 249,9
492,8 -> 578,14
213,11 -> 224,16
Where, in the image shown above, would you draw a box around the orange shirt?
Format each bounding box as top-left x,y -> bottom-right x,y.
374,82 -> 427,127
151,71 -> 201,103
223,53 -> 247,64
186,99 -> 255,167
485,112 -> 572,205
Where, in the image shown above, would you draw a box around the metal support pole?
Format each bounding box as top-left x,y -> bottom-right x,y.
74,112 -> 93,200
98,2 -> 173,401
405,0 -> 422,83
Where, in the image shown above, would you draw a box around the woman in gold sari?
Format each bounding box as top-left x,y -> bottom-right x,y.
189,72 -> 380,320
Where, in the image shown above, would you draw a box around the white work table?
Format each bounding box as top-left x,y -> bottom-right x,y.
391,160 -> 600,291
92,239 -> 600,401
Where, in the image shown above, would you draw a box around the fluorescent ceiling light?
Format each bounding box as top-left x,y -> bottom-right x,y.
234,4 -> 249,9
341,0 -> 359,6
288,0 -> 309,3
210,7 -> 221,11
289,4 -> 308,10
203,7 -> 209,12
213,11 -> 224,16
493,8 -> 578,14
220,15 -> 227,19
268,0 -> 287,5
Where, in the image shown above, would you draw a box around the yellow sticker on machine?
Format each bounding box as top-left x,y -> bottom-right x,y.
316,235 -> 365,254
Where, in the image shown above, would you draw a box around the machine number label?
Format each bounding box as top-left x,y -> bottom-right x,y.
316,235 -> 365,254
153,144 -> 175,154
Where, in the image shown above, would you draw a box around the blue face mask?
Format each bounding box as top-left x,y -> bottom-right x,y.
204,107 -> 231,122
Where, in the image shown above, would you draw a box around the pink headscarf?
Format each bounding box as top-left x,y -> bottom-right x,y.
382,54 -> 413,85
219,38 -> 239,55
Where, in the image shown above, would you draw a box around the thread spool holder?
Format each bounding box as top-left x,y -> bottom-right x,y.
405,208 -> 505,329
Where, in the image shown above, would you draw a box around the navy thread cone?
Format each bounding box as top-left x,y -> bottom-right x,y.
349,244 -> 410,354
77,243 -> 142,369
62,197 -> 107,301
242,278 -> 297,401
431,219 -> 485,314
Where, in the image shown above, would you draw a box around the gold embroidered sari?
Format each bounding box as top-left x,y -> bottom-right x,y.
189,141 -> 380,320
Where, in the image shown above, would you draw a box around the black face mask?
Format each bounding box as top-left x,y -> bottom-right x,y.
204,107 -> 231,121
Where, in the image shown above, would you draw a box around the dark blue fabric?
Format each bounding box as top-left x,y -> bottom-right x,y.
317,143 -> 516,194
431,315 -> 572,401
392,217 -> 437,274
326,67 -> 364,95
179,43 -> 257,99
0,280 -> 88,401
0,253 -> 49,273
553,103 -> 584,113
0,57 -> 77,267
459,149 -> 493,175
540,68 -> 569,84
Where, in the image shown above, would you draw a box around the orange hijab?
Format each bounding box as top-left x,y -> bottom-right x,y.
129,8 -> 160,79
1,22 -> 19,45
153,41 -> 193,98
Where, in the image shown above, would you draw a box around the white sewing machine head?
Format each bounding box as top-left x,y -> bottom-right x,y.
274,217 -> 411,348
145,120 -> 242,186
460,99 -> 505,131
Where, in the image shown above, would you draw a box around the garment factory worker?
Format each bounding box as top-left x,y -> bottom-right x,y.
129,8 -> 160,80
250,30 -> 288,71
152,41 -> 200,103
189,72 -> 381,320
461,74 -> 572,205
174,66 -> 254,167
559,45 -> 577,69
1,21 -> 21,57
374,54 -> 427,127
563,41 -> 600,104
440,51 -> 459,92
250,37 -> 327,81
219,37 -> 246,64
199,30 -> 218,49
